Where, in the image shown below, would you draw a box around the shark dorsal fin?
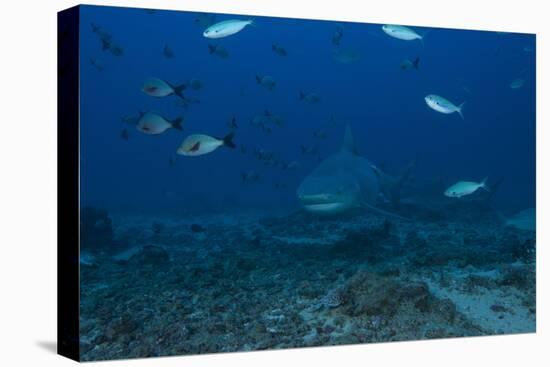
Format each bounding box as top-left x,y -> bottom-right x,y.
342,124 -> 360,155
342,124 -> 354,153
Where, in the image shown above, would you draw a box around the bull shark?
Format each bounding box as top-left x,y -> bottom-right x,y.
296,125 -> 412,218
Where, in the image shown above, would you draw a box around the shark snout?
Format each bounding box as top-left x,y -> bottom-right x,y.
297,192 -> 354,215
297,193 -> 334,204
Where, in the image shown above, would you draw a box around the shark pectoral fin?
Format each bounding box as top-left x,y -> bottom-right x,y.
361,201 -> 411,222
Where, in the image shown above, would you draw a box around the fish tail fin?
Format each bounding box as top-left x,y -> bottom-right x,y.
264,109 -> 271,116
256,75 -> 262,84
101,38 -> 111,50
208,44 -> 216,54
419,30 -> 430,46
272,43 -> 276,50
413,57 -> 420,70
458,102 -> 466,119
171,117 -> 183,130
299,91 -> 305,100
481,176 -> 490,192
222,132 -> 236,149
172,83 -> 187,99
248,19 -> 255,26
486,177 -> 503,201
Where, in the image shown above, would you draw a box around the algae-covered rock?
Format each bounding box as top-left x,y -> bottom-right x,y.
128,245 -> 170,266
81,206 -> 114,253
341,271 -> 401,316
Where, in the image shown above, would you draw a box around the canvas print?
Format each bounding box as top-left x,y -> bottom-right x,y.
61,4 -> 536,361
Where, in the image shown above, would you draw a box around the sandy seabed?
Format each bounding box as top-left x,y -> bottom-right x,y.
79,204 -> 535,361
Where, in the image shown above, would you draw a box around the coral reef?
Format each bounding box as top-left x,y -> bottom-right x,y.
80,206 -> 114,253
79,206 -> 536,361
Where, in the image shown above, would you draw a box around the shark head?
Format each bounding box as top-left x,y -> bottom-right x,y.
297,125 -> 375,216
296,125 -> 414,219
297,171 -> 362,215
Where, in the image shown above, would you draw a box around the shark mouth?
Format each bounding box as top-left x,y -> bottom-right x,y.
298,194 -> 352,214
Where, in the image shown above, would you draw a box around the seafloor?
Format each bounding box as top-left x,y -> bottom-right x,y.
79,201 -> 535,361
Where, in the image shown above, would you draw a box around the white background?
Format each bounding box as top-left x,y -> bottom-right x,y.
0,0 -> 547,365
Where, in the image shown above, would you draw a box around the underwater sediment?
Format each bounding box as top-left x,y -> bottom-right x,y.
79,203 -> 535,361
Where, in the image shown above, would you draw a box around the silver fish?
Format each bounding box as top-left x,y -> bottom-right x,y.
382,25 -> 423,42
137,112 -> 183,135
444,178 -> 489,198
177,133 -> 235,156
299,92 -> 321,104
256,75 -> 276,91
203,19 -> 253,39
425,94 -> 465,119
142,77 -> 186,99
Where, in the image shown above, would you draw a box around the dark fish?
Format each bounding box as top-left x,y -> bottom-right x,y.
227,115 -> 238,129
412,57 -> 420,70
274,182 -> 288,189
208,44 -> 229,59
143,9 -> 157,14
300,145 -> 318,155
272,43 -> 287,56
332,25 -> 344,46
194,13 -> 217,29
89,57 -> 104,71
120,128 -> 129,141
190,224 -> 205,233
188,79 -> 203,91
333,48 -> 360,64
175,96 -> 201,109
253,149 -> 274,161
100,37 -> 111,51
168,157 -> 176,167
256,75 -> 276,91
163,44 -> 174,58
241,171 -> 261,183
91,23 -> 112,42
109,43 -> 124,56
262,109 -> 284,127
240,144 -> 247,154
400,57 -> 420,70
299,91 -> 321,104
91,23 -> 123,56
313,128 -> 328,139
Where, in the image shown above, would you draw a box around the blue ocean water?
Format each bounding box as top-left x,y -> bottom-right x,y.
76,5 -> 536,361
79,5 -> 535,214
